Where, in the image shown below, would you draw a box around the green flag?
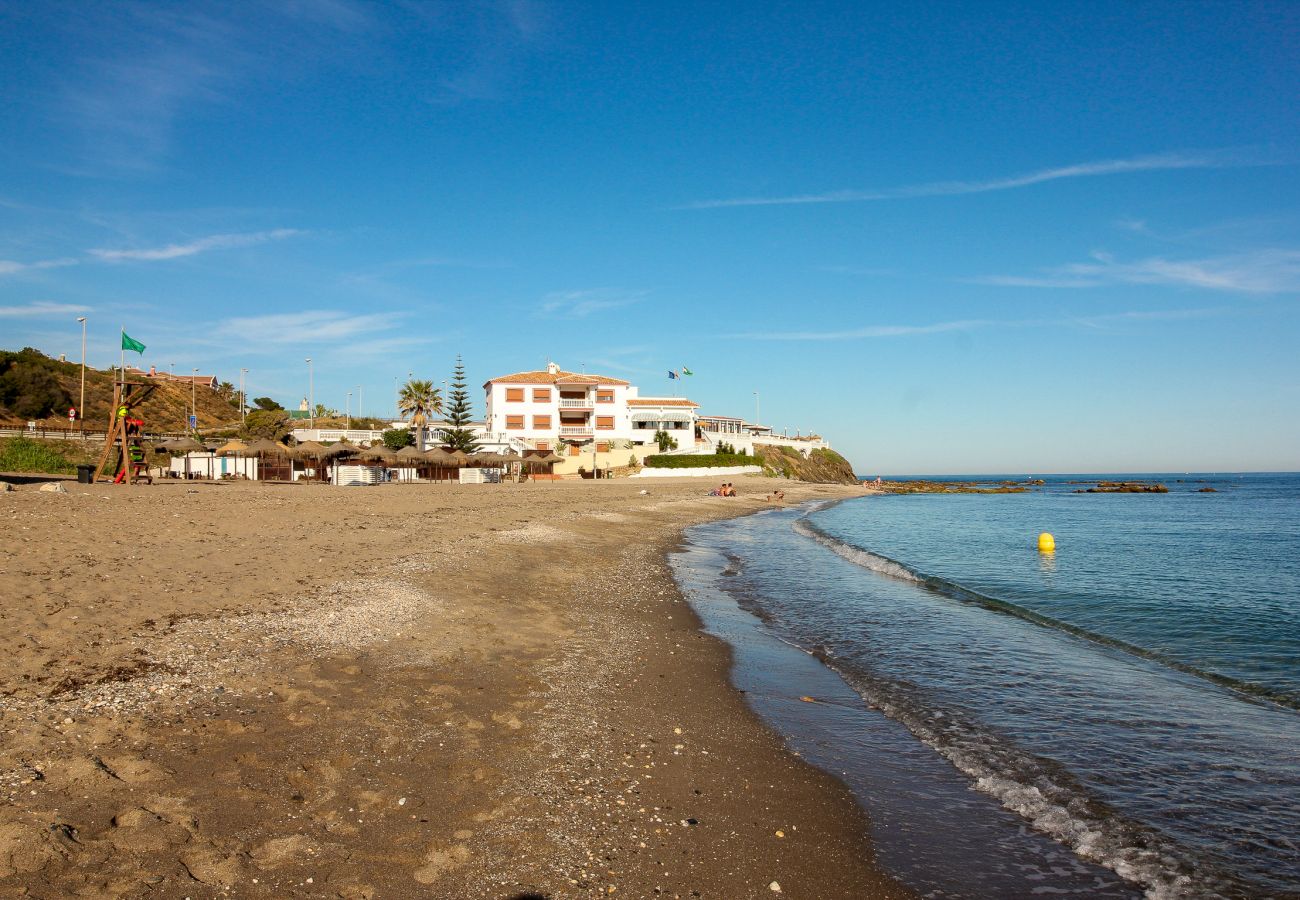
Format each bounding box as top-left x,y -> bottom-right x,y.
682,366 -> 694,376
121,331 -> 146,354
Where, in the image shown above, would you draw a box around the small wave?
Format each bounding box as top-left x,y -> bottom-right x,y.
828,661 -> 1233,898
792,517 -> 1299,712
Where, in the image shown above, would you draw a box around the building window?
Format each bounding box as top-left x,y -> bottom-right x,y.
533,415 -> 552,429
568,443 -> 581,457
596,390 -> 614,403
533,388 -> 551,402
505,387 -> 525,402
596,416 -> 614,430
505,415 -> 524,430
596,442 -> 610,453
535,442 -> 549,451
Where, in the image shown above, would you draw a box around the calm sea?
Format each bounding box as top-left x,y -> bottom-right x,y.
670,474 -> 1300,899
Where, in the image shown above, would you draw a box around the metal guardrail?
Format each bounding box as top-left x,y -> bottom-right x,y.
0,426 -> 192,442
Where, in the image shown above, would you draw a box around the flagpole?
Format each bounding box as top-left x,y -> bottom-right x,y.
120,325 -> 125,385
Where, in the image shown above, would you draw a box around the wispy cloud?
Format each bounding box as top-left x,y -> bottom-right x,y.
48,3 -> 374,171
0,257 -> 80,277
539,289 -> 647,318
680,150 -> 1269,210
727,307 -> 1237,341
90,228 -> 304,262
970,249 -> 1300,293
0,301 -> 92,318
212,310 -> 402,345
727,319 -> 1003,341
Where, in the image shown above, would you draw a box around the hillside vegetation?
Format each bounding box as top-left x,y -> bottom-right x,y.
0,435 -> 97,474
0,348 -> 240,431
754,445 -> 858,484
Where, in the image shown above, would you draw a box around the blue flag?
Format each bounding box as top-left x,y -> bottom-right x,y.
667,370 -> 679,379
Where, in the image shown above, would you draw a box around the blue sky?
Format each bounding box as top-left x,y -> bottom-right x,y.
2,0 -> 1297,473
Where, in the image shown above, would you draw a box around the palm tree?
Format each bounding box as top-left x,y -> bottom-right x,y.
398,378 -> 442,449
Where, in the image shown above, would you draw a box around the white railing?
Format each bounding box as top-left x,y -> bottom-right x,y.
559,398 -> 592,408
560,425 -> 593,435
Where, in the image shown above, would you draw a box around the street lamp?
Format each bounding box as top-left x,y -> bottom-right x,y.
239,368 -> 248,423
76,317 -> 87,431
306,358 -> 314,428
754,391 -> 760,427
346,391 -> 352,430
191,368 -> 199,431
357,384 -> 362,422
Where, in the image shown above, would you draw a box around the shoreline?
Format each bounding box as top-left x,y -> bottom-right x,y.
0,476 -> 909,897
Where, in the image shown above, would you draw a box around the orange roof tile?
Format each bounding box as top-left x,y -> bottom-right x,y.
484,369 -> 631,387
627,398 -> 699,407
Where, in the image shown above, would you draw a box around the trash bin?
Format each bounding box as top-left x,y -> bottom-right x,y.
76,464 -> 94,484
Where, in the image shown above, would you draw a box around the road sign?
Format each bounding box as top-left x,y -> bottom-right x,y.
68,407 -> 76,422
188,415 -> 197,429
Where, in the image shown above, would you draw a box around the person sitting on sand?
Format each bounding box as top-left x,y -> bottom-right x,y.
722,482 -> 736,497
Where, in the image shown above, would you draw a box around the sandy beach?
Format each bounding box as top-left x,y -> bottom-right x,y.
0,475 -> 908,899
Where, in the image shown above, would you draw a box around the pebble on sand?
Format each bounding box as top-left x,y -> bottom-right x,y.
769,881 -> 782,892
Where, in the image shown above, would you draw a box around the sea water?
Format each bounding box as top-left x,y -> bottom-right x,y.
670,474 -> 1299,898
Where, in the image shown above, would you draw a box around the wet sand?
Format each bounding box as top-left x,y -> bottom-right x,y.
0,476 -> 909,898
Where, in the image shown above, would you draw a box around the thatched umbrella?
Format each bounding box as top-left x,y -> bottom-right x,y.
215,439 -> 248,480
163,435 -> 208,479
498,450 -> 523,483
360,443 -> 399,464
394,444 -> 425,481
242,438 -> 292,482
292,440 -> 330,460
244,438 -> 290,455
524,451 -> 563,482
293,440 -> 345,481
327,439 -> 358,459
447,450 -> 470,467
423,447 -> 456,482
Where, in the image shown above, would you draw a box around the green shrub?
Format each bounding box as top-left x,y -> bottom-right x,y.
643,453 -> 762,469
0,436 -> 77,474
382,428 -> 414,450
653,429 -> 678,452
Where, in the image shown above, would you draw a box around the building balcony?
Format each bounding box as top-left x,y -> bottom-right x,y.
558,398 -> 593,409
559,425 -> 593,436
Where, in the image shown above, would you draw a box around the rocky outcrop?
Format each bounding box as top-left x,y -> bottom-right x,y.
754,445 -> 858,484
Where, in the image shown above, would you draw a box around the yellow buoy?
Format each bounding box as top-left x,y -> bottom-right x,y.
1037,532 -> 1056,553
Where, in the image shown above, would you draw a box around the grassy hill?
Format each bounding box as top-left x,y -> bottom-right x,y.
0,348 -> 241,432
755,445 -> 858,484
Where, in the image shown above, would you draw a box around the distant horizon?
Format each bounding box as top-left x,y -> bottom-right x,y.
2,3 -> 1297,473
861,470 -> 1300,478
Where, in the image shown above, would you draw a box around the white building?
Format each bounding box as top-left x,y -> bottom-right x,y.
483,362 -> 698,460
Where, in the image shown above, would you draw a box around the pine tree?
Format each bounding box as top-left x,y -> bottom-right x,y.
439,355 -> 480,453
